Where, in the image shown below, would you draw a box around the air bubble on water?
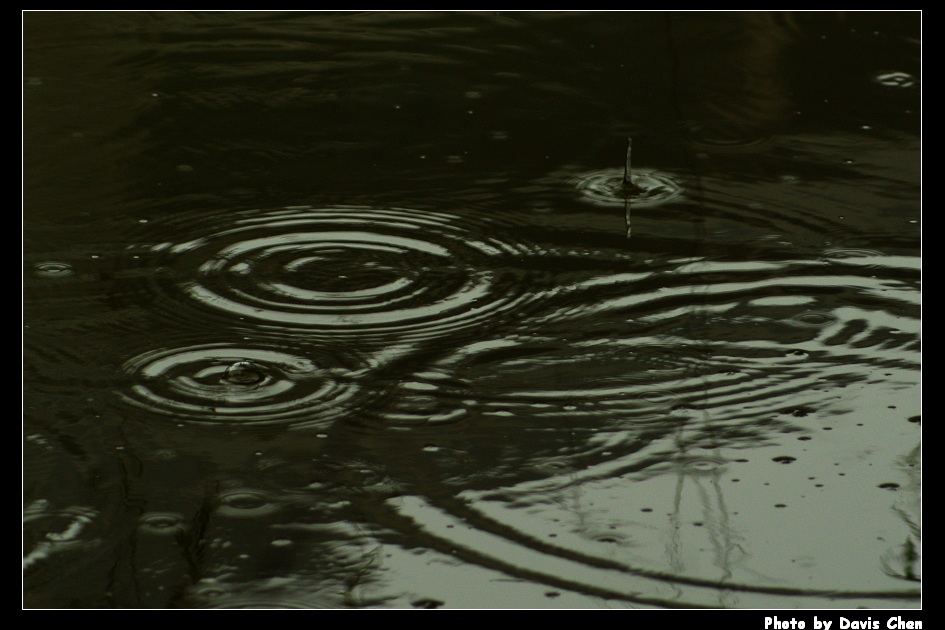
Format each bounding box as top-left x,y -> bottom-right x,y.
224,361 -> 265,386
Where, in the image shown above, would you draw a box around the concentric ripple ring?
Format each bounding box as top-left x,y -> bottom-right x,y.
156,206 -> 545,341
120,344 -> 365,428
571,168 -> 685,208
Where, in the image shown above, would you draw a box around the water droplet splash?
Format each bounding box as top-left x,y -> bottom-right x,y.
572,168 -> 685,208
872,71 -> 917,88
121,344 -> 369,429
216,488 -> 282,518
821,248 -> 886,267
789,311 -> 839,329
33,262 -> 74,278
138,512 -> 187,535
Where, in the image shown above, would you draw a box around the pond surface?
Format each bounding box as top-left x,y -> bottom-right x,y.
23,11 -> 920,609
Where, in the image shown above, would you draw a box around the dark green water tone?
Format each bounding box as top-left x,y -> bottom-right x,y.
23,11 -> 920,609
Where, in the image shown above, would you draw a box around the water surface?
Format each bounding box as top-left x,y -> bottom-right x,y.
23,11 -> 920,609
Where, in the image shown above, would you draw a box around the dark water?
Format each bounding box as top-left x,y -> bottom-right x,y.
23,11 -> 920,609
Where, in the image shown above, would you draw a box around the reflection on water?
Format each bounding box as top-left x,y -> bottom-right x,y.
24,11 -> 920,609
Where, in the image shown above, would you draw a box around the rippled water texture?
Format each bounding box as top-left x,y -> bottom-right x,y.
24,11 -> 920,609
